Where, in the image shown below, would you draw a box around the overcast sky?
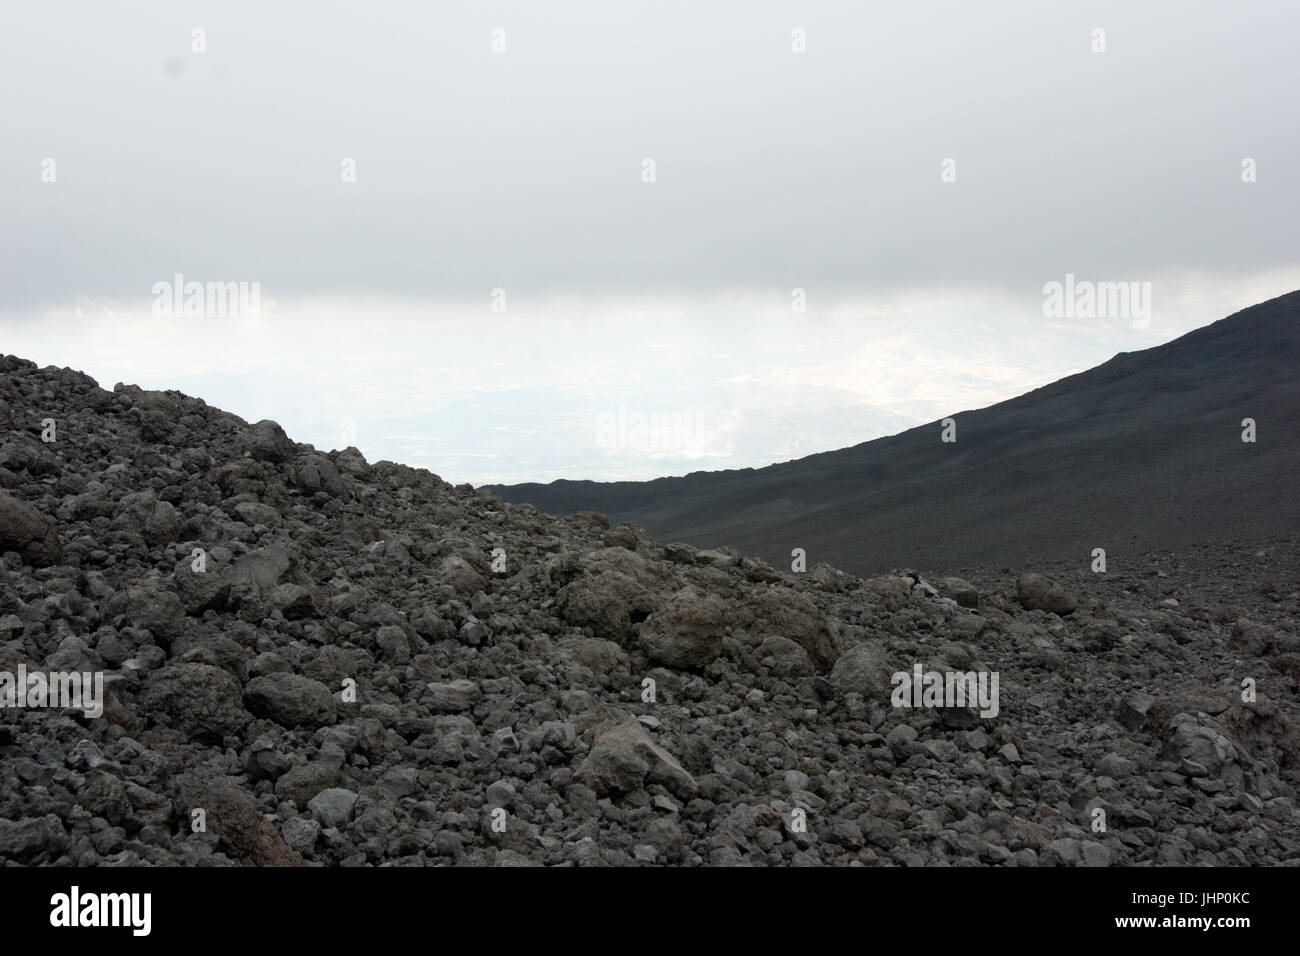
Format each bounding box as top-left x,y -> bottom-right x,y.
3,1 -> 1298,483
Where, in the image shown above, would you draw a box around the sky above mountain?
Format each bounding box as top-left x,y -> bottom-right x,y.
3,1 -> 1298,484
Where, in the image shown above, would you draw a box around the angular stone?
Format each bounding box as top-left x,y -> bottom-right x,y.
307,788 -> 359,828
1117,692 -> 1157,732
244,673 -> 337,729
424,679 -> 479,713
829,643 -> 894,701
576,716 -> 696,798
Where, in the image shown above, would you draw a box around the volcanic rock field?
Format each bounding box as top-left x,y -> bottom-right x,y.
1,353 -> 1297,866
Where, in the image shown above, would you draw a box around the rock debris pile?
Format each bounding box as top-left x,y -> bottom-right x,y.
1,354 -> 1297,866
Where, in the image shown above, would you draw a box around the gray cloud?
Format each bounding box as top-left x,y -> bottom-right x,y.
3,0 -> 1297,309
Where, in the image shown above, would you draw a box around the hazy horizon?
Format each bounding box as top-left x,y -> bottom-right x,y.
4,0 -> 1299,484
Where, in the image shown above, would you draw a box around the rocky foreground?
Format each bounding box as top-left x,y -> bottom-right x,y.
0,354 -> 1297,866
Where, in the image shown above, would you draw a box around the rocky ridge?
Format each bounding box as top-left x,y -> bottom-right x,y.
1,353 -> 1298,866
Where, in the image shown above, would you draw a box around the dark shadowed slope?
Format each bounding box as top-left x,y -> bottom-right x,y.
494,291 -> 1300,575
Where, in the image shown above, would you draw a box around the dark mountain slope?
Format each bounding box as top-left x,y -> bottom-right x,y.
495,291 -> 1300,575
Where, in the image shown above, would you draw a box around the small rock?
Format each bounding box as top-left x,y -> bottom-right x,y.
307,788 -> 359,829
424,679 -> 479,713
1117,692 -> 1157,732
485,780 -> 517,809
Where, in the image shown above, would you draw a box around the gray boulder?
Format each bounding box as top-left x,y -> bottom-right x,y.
638,587 -> 727,670
1016,573 -> 1078,615
244,673 -> 337,729
0,490 -> 62,566
576,716 -> 697,799
244,420 -> 296,463
829,642 -> 894,701
142,663 -> 249,741
308,788 -> 359,828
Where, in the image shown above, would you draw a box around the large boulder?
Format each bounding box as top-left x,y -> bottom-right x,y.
142,663 -> 249,741
1159,713 -> 1251,787
111,491 -> 177,546
227,546 -> 316,610
575,716 -> 697,798
1016,573 -> 1078,615
176,772 -> 302,865
174,555 -> 231,615
558,548 -> 678,646
0,490 -> 61,567
729,585 -> 840,672
439,555 -> 486,595
638,587 -> 727,669
828,642 -> 895,700
307,788 -> 359,828
244,420 -> 296,463
244,673 -> 337,729
274,761 -> 344,805
292,452 -> 347,498
0,816 -> 67,863
756,635 -> 815,678
861,574 -> 912,598
558,638 -> 630,679
105,584 -> 186,646
229,546 -> 293,594
1231,618 -> 1275,656
935,577 -> 980,608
